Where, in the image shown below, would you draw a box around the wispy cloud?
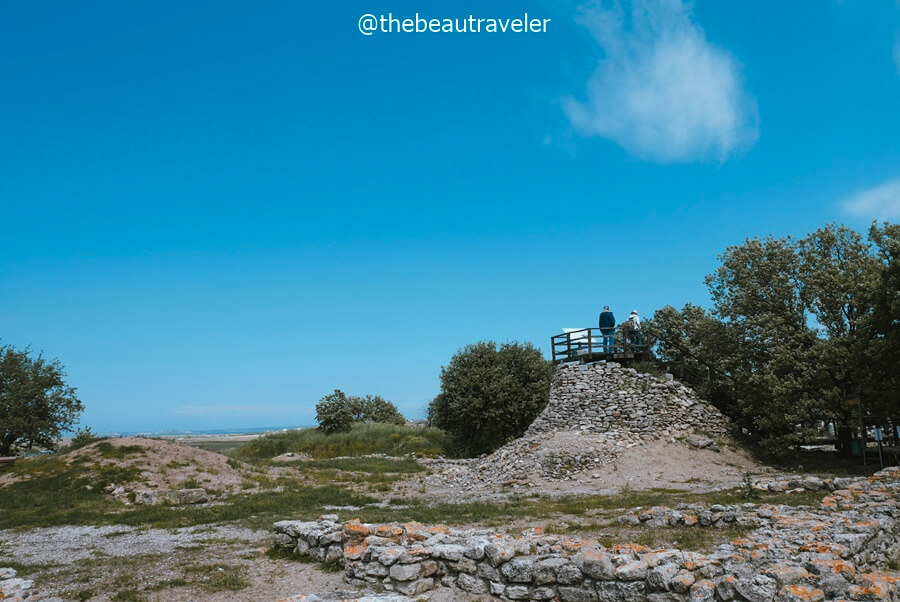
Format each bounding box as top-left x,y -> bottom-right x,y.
893,33 -> 900,75
843,178 -> 900,220
563,0 -> 759,163
175,404 -> 302,417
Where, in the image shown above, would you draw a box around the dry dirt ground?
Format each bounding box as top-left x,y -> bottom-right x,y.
0,524 -> 499,601
418,435 -> 773,504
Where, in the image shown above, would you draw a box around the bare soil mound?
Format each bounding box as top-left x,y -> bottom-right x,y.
423,434 -> 766,501
64,437 -> 253,495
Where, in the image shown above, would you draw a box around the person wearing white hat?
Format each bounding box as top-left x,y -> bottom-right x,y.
627,310 -> 642,351
628,310 -> 641,330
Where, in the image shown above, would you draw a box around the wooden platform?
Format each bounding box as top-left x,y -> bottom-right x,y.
551,327 -> 649,364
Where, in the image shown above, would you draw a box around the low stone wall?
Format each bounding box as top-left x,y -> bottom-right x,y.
527,362 -> 729,440
273,467 -> 900,601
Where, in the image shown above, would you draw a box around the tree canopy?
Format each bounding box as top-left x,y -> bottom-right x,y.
315,389 -> 405,434
428,341 -> 554,457
650,222 -> 899,457
0,344 -> 84,456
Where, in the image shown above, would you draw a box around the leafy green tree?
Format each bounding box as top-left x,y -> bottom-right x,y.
316,390 -> 406,434
861,222 -> 900,419
428,341 -> 554,457
648,303 -> 736,405
315,390 -> 354,434
650,223 -> 897,457
348,394 -> 405,425
0,345 -> 84,456
704,233 -> 850,453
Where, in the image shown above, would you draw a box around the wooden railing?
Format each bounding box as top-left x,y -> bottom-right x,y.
550,326 -> 649,364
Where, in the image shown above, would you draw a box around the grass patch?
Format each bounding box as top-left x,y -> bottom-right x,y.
0,455 -> 377,530
292,457 -> 426,474
185,564 -> 250,592
0,560 -> 63,577
350,487 -> 829,526
0,457 -> 140,529
110,588 -> 149,601
94,442 -> 145,459
232,422 -> 450,461
184,440 -> 248,454
70,588 -> 96,601
266,546 -> 315,563
147,577 -> 189,590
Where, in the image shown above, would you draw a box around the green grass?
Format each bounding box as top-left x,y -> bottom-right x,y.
183,440 -> 247,454
0,457 -> 140,529
94,441 -> 145,459
0,451 -> 828,533
349,486 -> 829,526
231,422 -> 450,461
184,564 -> 250,592
290,456 -> 427,474
0,455 -> 377,530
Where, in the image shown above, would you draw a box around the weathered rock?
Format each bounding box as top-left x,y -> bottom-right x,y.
456,572 -> 488,594
388,562 -> 422,582
500,557 -> 534,582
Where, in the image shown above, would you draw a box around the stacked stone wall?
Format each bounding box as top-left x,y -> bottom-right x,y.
273,467 -> 900,601
527,362 -> 729,440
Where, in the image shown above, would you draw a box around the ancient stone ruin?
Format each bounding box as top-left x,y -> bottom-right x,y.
527,361 -> 729,439
273,466 -> 900,601
270,362 -> 900,600
424,361 -> 736,492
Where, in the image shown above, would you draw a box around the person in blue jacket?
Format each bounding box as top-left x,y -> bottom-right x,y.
598,306 -> 616,353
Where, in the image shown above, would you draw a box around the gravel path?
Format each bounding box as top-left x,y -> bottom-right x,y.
0,524 -> 264,565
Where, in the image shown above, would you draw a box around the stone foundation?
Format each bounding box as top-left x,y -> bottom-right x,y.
273,467 -> 900,601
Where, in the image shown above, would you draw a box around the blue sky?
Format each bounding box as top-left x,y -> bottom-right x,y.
2,1 -> 899,432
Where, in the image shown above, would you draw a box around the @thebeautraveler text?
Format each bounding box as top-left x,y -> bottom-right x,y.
358,13 -> 551,36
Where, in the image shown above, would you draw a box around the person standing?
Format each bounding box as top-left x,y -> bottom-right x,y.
598,305 -> 616,353
627,309 -> 642,350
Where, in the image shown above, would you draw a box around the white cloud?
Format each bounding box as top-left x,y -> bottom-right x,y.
843,178 -> 900,220
563,0 -> 759,163
175,404 -> 300,417
894,34 -> 900,75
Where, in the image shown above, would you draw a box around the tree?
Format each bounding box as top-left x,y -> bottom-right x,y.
0,345 -> 84,456
348,394 -> 406,426
861,222 -> 900,420
315,390 -> 354,434
648,304 -> 737,407
649,223 -> 897,458
315,390 -> 406,434
428,341 -> 554,457
702,233 -> 851,454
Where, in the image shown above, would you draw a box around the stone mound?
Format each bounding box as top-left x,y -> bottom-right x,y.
427,362 -> 746,494
527,361 -> 729,439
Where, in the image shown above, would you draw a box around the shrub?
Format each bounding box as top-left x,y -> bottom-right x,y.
349,394 -> 405,425
65,426 -> 104,452
315,390 -> 406,434
428,341 -> 554,457
232,423 -> 449,460
315,390 -> 354,434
